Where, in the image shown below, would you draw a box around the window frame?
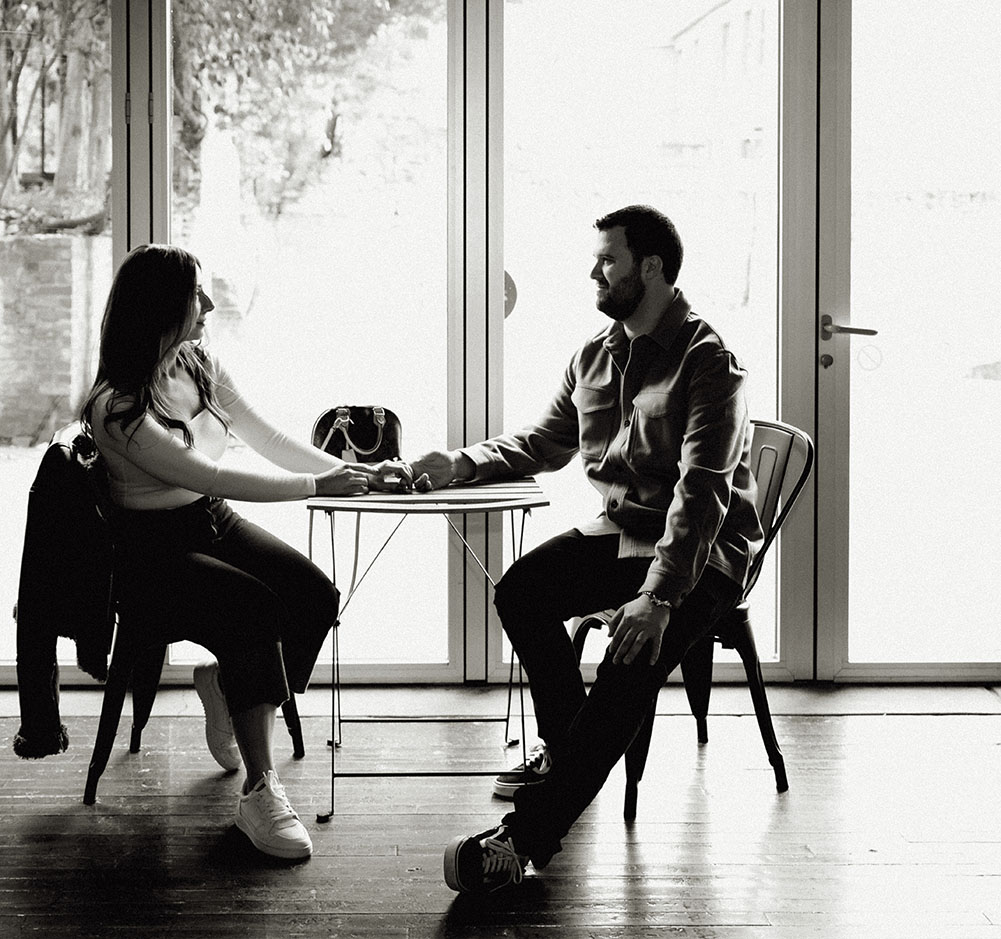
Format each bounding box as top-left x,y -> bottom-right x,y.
127,0 -> 503,685
483,0 -> 819,684
3,0 -> 820,687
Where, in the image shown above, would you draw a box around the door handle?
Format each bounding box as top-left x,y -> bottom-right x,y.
821,314 -> 878,340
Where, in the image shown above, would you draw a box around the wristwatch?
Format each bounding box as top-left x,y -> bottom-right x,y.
639,590 -> 673,609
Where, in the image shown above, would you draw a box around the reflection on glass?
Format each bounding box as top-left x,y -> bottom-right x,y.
502,0 -> 780,664
849,1 -> 1001,663
0,0 -> 113,666
169,2 -> 449,667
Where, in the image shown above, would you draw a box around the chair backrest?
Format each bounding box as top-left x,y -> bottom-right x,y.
742,419 -> 815,599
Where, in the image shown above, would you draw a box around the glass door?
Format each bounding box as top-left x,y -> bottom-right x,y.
817,0 -> 1001,679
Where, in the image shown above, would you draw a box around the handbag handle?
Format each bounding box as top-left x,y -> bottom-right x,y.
319,406 -> 387,457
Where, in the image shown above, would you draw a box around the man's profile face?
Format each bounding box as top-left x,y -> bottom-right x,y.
591,226 -> 645,322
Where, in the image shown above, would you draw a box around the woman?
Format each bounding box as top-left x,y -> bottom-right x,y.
81,243 -> 410,860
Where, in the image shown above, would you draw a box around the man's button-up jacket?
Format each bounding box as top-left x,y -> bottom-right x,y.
463,289 -> 763,608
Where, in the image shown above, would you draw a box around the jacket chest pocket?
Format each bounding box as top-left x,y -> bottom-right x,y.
571,385 -> 618,459
628,391 -> 680,467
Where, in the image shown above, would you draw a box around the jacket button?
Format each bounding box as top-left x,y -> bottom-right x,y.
610,499 -> 618,509
623,419 -> 630,427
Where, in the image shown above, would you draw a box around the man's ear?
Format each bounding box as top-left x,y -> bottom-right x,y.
642,255 -> 663,280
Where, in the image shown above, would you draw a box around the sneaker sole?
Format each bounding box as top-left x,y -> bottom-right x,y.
492,777 -> 545,800
442,835 -> 468,892
235,815 -> 312,860
193,665 -> 242,772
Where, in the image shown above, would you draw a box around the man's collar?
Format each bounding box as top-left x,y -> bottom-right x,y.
646,288 -> 692,351
602,289 -> 692,356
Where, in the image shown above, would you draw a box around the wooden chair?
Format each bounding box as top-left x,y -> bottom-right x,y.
570,419 -> 815,820
31,424 -> 306,805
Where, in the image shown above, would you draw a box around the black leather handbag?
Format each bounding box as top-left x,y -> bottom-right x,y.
312,406 -> 402,463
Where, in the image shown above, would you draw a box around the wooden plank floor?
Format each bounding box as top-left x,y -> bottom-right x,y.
2,694 -> 1001,938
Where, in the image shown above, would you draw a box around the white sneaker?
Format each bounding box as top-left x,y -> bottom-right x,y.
192,660 -> 241,771
236,770 -> 313,860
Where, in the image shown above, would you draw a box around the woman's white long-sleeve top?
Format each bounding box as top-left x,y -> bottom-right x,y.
92,352 -> 335,510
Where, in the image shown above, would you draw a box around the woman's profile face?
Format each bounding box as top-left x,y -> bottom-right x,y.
183,267 -> 215,342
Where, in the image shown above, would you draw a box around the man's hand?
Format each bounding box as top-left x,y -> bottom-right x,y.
366,460 -> 416,491
607,596 -> 672,666
410,450 -> 474,491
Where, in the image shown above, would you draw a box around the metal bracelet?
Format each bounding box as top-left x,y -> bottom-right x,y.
639,590 -> 673,609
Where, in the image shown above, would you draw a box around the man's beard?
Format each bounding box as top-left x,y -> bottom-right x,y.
596,265 -> 645,321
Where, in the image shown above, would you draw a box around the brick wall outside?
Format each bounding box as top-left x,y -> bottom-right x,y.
0,234 -> 112,445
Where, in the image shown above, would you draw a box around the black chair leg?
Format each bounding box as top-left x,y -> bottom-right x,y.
729,611 -> 788,793
84,643 -> 134,805
129,644 -> 166,753
623,701 -> 657,822
281,694 -> 305,759
681,632 -> 716,745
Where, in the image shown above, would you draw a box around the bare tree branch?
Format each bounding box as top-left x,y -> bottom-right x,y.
0,55 -> 54,204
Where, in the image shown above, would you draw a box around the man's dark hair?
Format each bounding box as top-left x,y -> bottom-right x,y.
594,204 -> 683,284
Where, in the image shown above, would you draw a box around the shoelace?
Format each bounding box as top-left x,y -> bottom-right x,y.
523,744 -> 550,773
481,832 -> 525,888
260,772 -> 299,822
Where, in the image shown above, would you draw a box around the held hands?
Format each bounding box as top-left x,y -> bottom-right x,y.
314,460 -> 415,497
409,450 -> 474,491
367,459 -> 416,491
607,596 -> 672,666
314,452 -> 471,497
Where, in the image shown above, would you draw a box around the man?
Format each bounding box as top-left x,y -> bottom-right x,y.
412,204 -> 763,894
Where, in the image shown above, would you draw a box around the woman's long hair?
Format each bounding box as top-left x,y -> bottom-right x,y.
81,243 -> 229,446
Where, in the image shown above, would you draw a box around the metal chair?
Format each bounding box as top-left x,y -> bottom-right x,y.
570,419 -> 815,820
30,424 -> 306,805
84,626 -> 305,805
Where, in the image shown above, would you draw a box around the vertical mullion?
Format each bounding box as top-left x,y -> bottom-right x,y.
116,0 -> 166,253
778,0 -> 820,680
450,0 -> 504,683
457,0 -> 489,682
814,0 -> 853,680
127,1 -> 151,248
446,0 -> 468,681
148,0 -> 170,244
110,0 -> 129,267
482,0 -> 506,682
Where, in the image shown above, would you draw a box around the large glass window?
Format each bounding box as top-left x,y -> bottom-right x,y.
20,2 -> 989,685
1,0 -> 113,669
501,0 -> 781,667
167,2 -> 450,673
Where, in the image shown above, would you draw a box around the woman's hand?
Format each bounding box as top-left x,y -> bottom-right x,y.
314,464 -> 373,497
366,460 -> 416,492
